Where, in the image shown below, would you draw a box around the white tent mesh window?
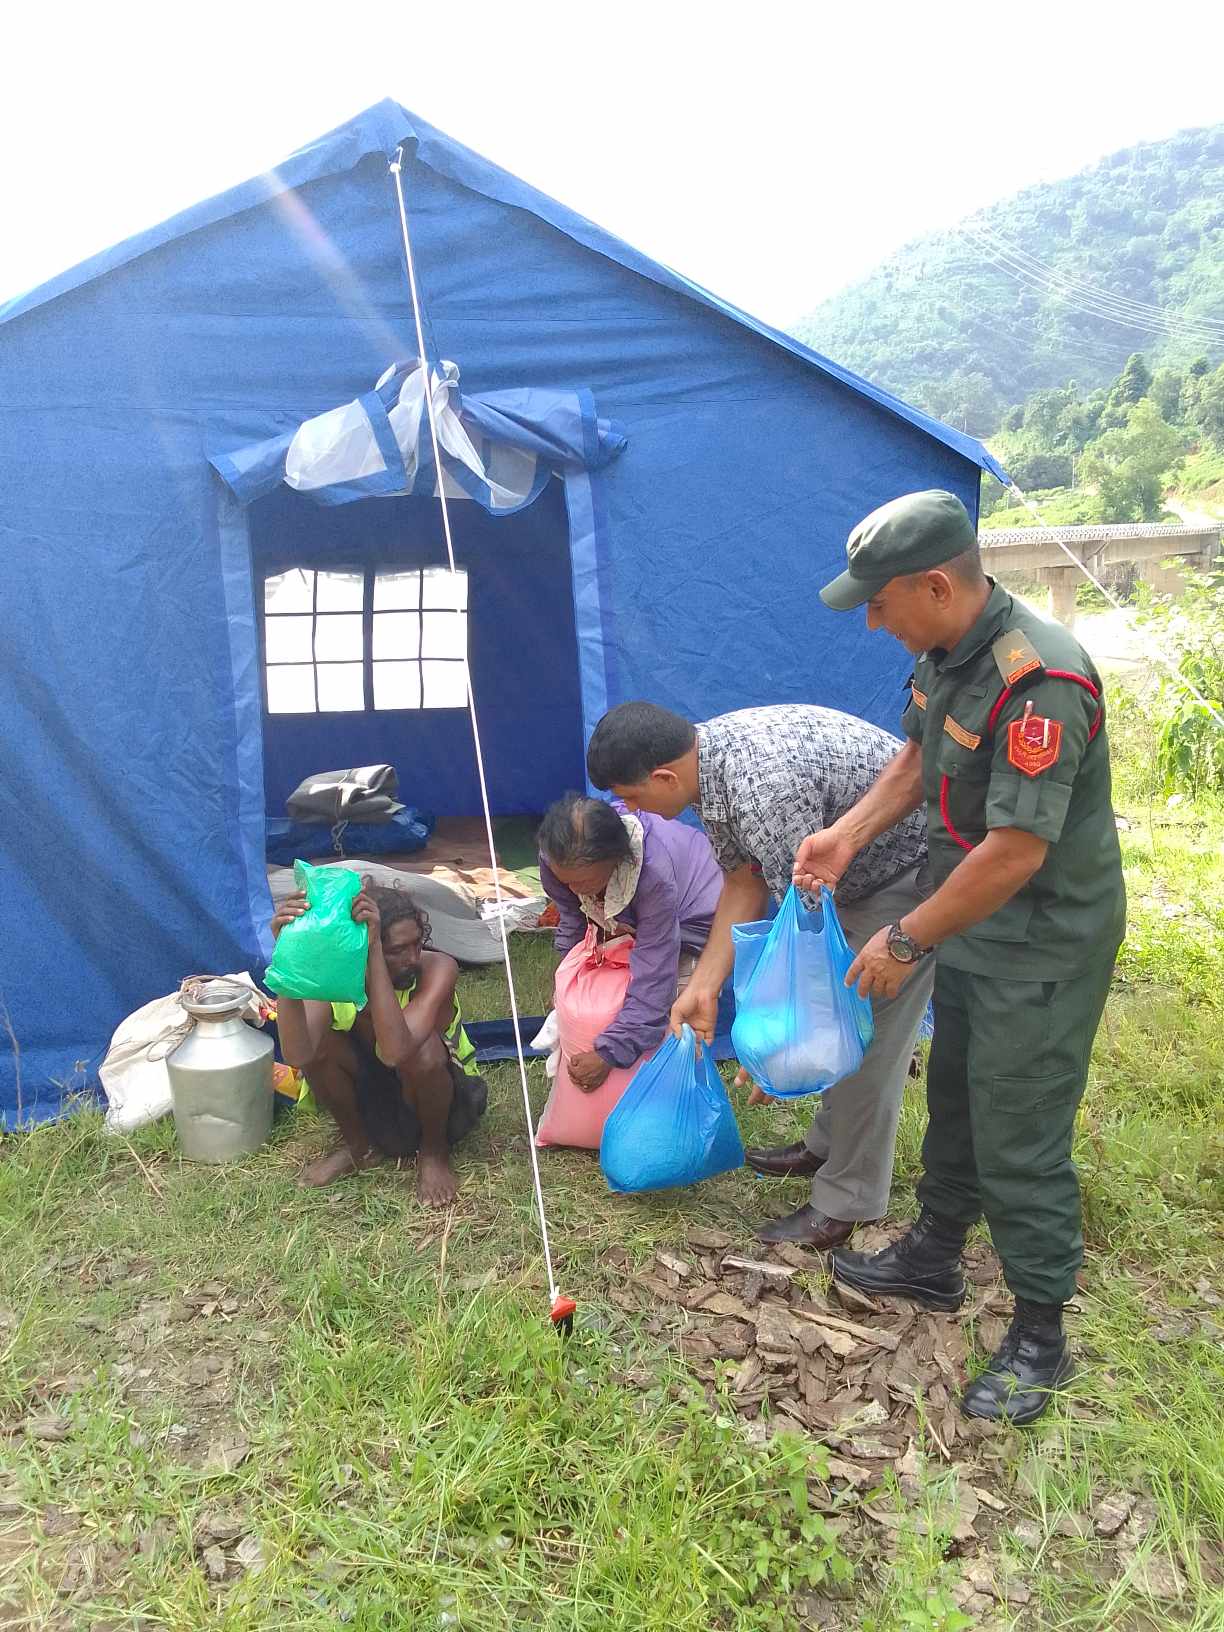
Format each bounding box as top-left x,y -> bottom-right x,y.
262,567 -> 468,714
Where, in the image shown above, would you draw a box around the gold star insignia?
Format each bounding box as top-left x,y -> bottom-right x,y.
1007,647 -> 1026,664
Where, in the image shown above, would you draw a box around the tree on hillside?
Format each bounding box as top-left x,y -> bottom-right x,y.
1115,352 -> 1153,406
1181,358 -> 1209,430
1195,364 -> 1224,446
1061,396 -> 1101,451
992,378 -> 1104,492
791,125 -> 1224,421
1077,398 -> 1187,520
1022,387 -> 1082,448
1003,451 -> 1075,491
1098,353 -> 1155,432
1149,366 -> 1185,422
916,370 -> 1000,436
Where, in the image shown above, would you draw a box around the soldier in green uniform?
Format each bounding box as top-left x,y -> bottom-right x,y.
797,489 -> 1125,1425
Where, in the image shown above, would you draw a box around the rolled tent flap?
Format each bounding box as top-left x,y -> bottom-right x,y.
208,361 -> 627,514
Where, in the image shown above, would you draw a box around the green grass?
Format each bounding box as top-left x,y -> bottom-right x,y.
0,1095 -> 848,1629
979,487 -> 1112,531
878,790 -> 1224,1630
2,808 -> 1222,1629
1176,447 -> 1224,512
1018,792 -> 1223,1629
454,930 -> 556,1024
980,481 -> 1194,531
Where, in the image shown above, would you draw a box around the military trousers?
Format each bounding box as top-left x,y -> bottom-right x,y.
916,952 -> 1118,1304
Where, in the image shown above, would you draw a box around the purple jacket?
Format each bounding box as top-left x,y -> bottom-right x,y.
539,811 -> 722,1068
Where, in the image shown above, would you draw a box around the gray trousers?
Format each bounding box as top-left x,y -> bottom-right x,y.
802,865 -> 934,1221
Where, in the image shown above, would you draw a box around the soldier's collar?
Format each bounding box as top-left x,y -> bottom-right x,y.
935,580 -> 1013,672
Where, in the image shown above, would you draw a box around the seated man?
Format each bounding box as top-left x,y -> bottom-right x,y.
272,883 -> 487,1205
538,792 -> 722,1088
587,701 -> 934,1248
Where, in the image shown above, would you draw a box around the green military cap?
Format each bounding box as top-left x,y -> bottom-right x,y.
820,490 -> 978,611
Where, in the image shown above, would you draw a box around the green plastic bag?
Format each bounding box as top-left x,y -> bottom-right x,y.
265,860 -> 368,1006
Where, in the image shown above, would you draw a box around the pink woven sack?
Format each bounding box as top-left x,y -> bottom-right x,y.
535,928 -> 656,1149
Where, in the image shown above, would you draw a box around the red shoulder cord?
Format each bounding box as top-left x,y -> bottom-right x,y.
940,671 -> 1104,853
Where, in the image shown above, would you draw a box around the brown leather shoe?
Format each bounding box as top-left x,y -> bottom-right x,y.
744,1140 -> 824,1178
755,1204 -> 858,1250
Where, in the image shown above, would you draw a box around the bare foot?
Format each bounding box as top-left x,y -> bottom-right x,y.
416,1149 -> 458,1207
298,1144 -> 382,1188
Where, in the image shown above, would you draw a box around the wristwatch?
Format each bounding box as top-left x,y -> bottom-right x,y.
886,922 -> 932,963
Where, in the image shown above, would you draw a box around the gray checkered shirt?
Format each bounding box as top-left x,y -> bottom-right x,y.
695,705 -> 927,903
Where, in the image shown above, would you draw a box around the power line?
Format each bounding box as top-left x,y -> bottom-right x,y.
965,238 -> 1222,346
969,220 -> 1224,338
975,228 -> 1224,341
961,220 -> 1224,347
963,220 -> 1224,341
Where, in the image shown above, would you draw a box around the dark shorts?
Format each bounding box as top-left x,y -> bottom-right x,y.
350,1039 -> 488,1159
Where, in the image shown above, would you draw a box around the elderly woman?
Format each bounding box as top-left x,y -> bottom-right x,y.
537,792 -> 723,1089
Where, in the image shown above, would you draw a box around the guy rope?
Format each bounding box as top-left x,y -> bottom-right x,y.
388,145 -> 575,1335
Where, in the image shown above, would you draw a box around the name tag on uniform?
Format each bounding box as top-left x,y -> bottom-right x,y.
943,715 -> 981,750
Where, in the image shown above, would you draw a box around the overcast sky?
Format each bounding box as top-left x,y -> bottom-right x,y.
4,1 -> 1222,324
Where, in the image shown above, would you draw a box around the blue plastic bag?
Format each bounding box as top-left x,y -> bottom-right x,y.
730,885 -> 874,1099
600,1025 -> 745,1194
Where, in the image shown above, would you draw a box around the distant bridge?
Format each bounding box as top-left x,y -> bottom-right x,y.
978,521 -> 1220,625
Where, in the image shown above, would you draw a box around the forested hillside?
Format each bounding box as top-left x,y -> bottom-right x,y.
792,126 -> 1224,435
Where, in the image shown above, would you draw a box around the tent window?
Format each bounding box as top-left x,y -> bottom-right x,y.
263,567 -> 468,714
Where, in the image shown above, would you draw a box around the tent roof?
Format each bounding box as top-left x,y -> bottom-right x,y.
0,99 -> 1006,483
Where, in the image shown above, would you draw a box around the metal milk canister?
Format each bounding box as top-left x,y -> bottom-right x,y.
166,978 -> 274,1161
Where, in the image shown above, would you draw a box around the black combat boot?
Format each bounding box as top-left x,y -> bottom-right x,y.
831,1208 -> 968,1312
960,1298 -> 1073,1426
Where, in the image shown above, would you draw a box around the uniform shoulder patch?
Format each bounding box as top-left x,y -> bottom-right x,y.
1007,707 -> 1062,776
910,683 -> 927,710
992,629 -> 1043,686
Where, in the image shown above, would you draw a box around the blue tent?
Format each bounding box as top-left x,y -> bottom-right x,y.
0,100 -> 1003,1125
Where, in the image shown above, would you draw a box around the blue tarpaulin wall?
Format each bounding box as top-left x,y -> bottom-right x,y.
0,100 -> 1001,1124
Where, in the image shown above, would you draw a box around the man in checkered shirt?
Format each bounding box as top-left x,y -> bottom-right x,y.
587,701 -> 933,1249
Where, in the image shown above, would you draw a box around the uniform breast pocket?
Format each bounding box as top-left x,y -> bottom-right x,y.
936,735 -> 990,782
935,718 -> 1036,943
936,687 -> 991,780
933,715 -> 992,855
